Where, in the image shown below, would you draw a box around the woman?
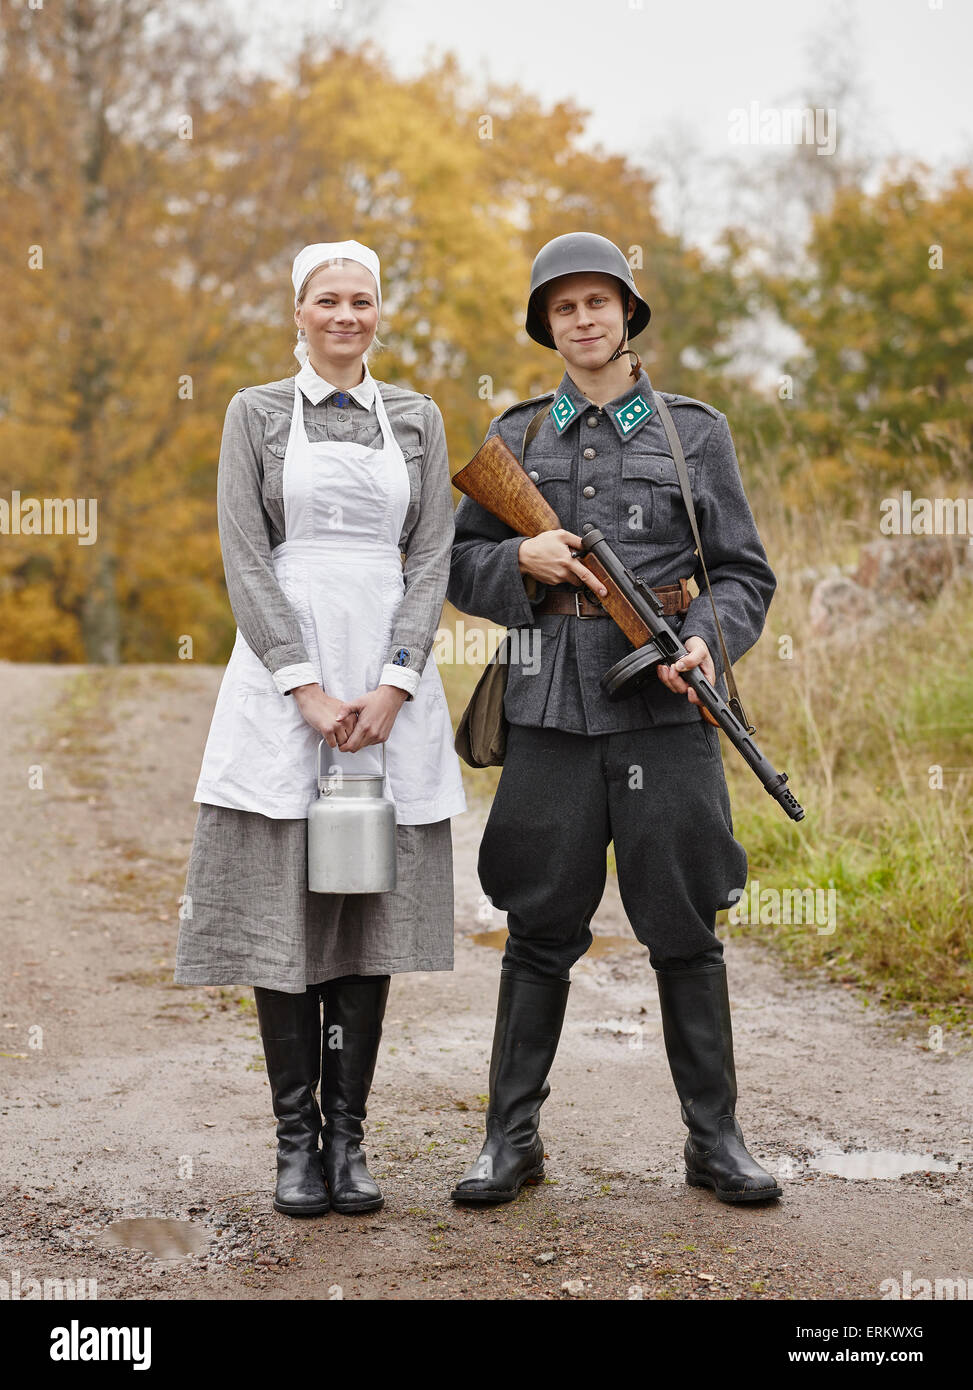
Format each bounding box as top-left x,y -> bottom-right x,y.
175,240 -> 466,1218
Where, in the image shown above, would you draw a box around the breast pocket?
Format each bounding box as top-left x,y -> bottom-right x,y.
262,440 -> 286,500
394,444 -> 422,544
401,444 -> 422,506
617,453 -> 695,545
523,455 -> 572,527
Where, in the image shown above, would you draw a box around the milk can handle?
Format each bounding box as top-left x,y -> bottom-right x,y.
317,738 -> 387,793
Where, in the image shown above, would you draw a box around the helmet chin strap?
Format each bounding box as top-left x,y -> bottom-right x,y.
604,335 -> 641,380
603,290 -> 641,378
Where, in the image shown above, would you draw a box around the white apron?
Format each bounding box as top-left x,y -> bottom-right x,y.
193,376 -> 467,825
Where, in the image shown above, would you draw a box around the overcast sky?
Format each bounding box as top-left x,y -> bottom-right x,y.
224,0 -> 969,376
234,0 -> 972,171
224,0 -> 973,252
386,0 -> 968,159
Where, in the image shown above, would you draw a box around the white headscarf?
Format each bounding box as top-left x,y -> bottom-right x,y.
291,240 -> 382,365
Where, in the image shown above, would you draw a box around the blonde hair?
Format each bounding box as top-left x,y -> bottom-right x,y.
294,259 -> 384,366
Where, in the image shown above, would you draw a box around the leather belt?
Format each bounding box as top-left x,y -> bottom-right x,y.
535,579 -> 691,619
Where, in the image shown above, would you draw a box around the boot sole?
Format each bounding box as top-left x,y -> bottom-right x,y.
449,1167 -> 546,1205
686,1172 -> 783,1203
273,1197 -> 331,1216
328,1193 -> 385,1215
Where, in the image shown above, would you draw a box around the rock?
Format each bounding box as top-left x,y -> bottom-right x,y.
560,1277 -> 585,1295
534,1251 -> 555,1265
808,576 -> 917,642
807,533 -> 971,642
796,563 -> 848,595
853,535 -> 971,602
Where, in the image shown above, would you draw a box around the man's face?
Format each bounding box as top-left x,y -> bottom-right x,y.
543,272 -> 634,368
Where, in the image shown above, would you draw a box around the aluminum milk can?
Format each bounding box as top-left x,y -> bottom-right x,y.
308,739 -> 397,893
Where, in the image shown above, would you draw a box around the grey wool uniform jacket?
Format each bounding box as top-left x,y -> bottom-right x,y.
447,368 -> 777,736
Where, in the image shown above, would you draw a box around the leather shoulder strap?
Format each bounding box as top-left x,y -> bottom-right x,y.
653,393 -> 754,734
521,402 -> 551,464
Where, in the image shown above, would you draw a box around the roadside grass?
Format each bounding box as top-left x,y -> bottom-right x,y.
721,568 -> 972,1031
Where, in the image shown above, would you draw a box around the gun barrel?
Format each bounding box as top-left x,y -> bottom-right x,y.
580,526 -> 805,823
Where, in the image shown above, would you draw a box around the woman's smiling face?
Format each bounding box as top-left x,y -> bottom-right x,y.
295,260 -> 380,368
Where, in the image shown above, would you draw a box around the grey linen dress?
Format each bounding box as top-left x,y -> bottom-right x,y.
174,367 -> 460,993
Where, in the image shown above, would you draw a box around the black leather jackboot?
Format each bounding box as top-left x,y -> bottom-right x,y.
253,985 -> 331,1217
450,969 -> 570,1205
319,974 -> 390,1215
656,963 -> 782,1203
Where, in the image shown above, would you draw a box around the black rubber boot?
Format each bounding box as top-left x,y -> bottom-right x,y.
253,985 -> 331,1217
450,969 -> 570,1205
320,974 -> 391,1215
656,963 -> 782,1203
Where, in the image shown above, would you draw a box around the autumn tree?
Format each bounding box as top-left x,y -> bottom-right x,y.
0,0 -> 295,661
756,168 -> 973,512
0,12 -> 749,665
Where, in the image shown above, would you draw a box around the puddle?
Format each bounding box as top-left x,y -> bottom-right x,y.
100,1218 -> 211,1260
472,929 -> 640,957
804,1150 -> 960,1180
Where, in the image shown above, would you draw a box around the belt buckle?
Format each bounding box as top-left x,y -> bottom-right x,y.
575,589 -> 598,619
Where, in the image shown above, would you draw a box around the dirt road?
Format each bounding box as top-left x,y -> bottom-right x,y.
0,663 -> 969,1301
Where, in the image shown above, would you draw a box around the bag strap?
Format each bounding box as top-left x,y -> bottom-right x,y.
653,393 -> 755,735
522,403 -> 551,463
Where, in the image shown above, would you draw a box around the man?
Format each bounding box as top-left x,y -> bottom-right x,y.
446,232 -> 782,1205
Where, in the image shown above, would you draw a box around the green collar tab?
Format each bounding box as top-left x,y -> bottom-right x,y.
550,393 -> 578,434
613,393 -> 653,435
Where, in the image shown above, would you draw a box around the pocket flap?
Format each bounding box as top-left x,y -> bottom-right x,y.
621,452 -> 692,483
523,454 -> 572,482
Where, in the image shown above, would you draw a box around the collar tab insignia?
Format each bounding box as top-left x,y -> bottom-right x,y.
613,393 -> 653,435
551,393 -> 578,434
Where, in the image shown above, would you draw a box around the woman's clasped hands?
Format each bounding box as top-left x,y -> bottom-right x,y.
293,681 -> 408,752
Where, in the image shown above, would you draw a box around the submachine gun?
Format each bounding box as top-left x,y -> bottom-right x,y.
452,433 -> 805,823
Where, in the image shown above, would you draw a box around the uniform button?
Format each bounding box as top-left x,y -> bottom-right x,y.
586,416 -> 599,428
528,470 -> 540,482
336,412 -> 349,421
583,447 -> 596,460
582,485 -> 596,498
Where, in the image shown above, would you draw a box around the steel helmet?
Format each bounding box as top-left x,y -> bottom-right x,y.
525,232 -> 651,349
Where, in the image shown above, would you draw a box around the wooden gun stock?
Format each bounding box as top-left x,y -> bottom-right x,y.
452,434 -> 718,726
451,435 -> 561,536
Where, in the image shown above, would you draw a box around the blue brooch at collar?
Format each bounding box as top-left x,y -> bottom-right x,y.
613,393 -> 653,435
550,393 -> 578,434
